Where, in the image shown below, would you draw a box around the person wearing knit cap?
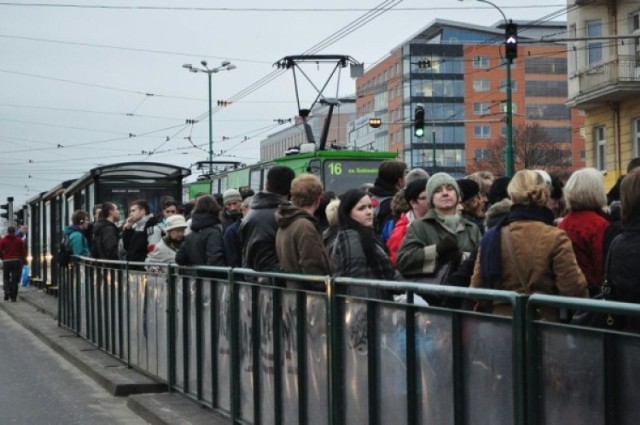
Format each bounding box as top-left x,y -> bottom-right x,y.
457,178 -> 487,234
405,167 -> 430,186
221,188 -> 243,231
396,172 -> 481,284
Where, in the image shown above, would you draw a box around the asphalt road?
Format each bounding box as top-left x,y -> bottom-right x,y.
0,308 -> 149,424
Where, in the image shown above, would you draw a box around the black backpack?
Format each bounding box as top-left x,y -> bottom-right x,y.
57,232 -> 73,267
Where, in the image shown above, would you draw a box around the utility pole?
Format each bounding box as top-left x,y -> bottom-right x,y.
182,61 -> 236,175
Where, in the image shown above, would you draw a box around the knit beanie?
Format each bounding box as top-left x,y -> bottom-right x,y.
405,168 -> 430,186
426,172 -> 460,206
456,179 -> 480,203
404,178 -> 428,203
222,189 -> 242,205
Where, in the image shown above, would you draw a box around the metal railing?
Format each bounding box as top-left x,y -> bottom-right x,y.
58,257 -> 640,425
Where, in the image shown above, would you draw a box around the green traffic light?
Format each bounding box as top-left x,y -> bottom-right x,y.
415,128 -> 425,138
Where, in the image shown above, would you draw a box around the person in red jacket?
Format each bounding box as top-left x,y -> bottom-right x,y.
0,226 -> 27,301
387,178 -> 429,267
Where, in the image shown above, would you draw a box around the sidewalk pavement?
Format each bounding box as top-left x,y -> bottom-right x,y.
0,285 -> 230,425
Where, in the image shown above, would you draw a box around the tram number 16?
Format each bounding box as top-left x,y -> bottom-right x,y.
328,162 -> 342,175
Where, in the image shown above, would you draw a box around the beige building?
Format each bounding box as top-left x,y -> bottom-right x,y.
566,1 -> 640,188
260,100 -> 355,161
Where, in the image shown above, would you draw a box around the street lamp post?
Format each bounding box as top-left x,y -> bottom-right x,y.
459,0 -> 514,176
183,60 -> 236,175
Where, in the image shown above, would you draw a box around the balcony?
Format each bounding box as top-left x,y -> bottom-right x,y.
567,55 -> 640,109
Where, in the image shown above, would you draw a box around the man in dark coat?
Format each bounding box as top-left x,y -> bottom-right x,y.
239,166 -> 295,272
92,202 -> 121,260
122,199 -> 162,262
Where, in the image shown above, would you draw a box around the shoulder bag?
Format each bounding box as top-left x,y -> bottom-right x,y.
570,236 -> 622,330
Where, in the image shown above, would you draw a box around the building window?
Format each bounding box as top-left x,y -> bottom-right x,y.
473,79 -> 490,92
472,56 -> 490,69
474,148 -> 491,161
474,125 -> 491,138
473,102 -> 491,115
500,101 -> 518,114
499,80 -> 517,92
586,20 -> 603,65
594,126 -> 606,171
633,118 -> 640,157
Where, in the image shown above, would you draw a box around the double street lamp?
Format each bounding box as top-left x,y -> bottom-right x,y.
459,0 -> 515,176
183,60 -> 236,175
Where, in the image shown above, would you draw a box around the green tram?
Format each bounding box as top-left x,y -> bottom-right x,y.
186,150 -> 398,200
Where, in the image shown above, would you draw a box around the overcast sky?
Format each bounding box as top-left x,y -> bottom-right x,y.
0,0 -> 568,205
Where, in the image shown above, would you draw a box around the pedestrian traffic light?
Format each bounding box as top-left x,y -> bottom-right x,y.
505,21 -> 518,60
414,105 -> 425,138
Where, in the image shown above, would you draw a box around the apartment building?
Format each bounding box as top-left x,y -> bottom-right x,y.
566,0 -> 640,188
352,19 -> 585,176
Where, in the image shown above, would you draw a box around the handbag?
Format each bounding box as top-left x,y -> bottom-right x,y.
570,236 -> 622,330
411,261 -> 454,285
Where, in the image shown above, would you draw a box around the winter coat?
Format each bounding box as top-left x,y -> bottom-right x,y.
322,225 -> 339,253
239,191 -> 285,272
91,219 -> 120,260
122,214 -> 162,262
558,209 -> 609,291
0,233 -> 26,262
369,178 -> 398,235
332,228 -> 396,300
607,226 -> 640,331
386,211 -> 411,267
275,204 -> 332,289
175,212 -> 225,266
64,225 -> 90,257
223,220 -> 243,268
396,209 -> 481,277
220,209 -> 242,232
147,236 -> 182,264
471,218 -> 588,300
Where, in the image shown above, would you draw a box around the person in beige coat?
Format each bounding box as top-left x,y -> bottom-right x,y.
471,169 -> 588,318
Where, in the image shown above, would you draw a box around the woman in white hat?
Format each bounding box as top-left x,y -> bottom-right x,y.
147,214 -> 187,264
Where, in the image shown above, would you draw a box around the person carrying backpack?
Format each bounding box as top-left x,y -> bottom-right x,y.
369,160 -> 407,236
64,210 -> 91,257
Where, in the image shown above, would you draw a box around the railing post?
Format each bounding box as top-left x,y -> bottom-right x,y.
327,277 -> 342,425
273,285 -> 283,425
229,269 -> 240,423
513,295 -> 528,425
167,265 -> 177,393
195,276 -> 203,401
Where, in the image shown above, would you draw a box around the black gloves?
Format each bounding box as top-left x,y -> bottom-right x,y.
436,236 -> 461,264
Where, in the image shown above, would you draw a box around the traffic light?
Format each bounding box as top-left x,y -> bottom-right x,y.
414,105 -> 425,138
15,206 -> 26,226
505,21 -> 518,60
0,197 -> 14,224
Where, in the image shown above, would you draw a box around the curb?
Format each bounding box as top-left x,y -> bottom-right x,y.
127,393 -> 230,425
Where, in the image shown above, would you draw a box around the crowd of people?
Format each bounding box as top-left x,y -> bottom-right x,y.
57,158 -> 640,327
